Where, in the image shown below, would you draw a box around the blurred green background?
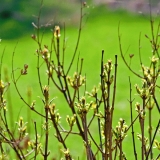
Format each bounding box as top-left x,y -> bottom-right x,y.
0,0 -> 85,39
0,0 -> 160,39
0,0 -> 159,159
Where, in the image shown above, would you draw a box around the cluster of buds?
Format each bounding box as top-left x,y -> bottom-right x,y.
99,83 -> 108,100
30,100 -> 36,110
113,118 -> 128,141
146,97 -> 155,110
43,86 -> 49,104
31,34 -> 37,41
0,153 -> 8,160
135,79 -> 153,99
137,133 -> 148,145
66,114 -> 76,127
46,66 -> 53,77
0,80 -> 8,111
0,80 -> 4,98
95,111 -> 104,118
16,117 -> 28,139
49,104 -> 61,124
154,140 -> 160,151
142,56 -> 159,89
75,97 -> 93,117
100,120 -> 105,139
28,135 -> 43,154
151,55 -> 159,66
67,72 -> 85,89
41,46 -> 50,61
61,148 -> 70,159
135,102 -> 146,119
83,139 -> 91,147
54,112 -> 61,124
42,121 -> 51,132
86,86 -> 99,98
102,60 -> 114,85
48,104 -> 61,124
104,60 -> 113,73
55,65 -> 63,77
152,43 -> 160,52
21,64 -> 28,75
54,26 -> 61,39
49,103 -> 56,115
142,65 -> 154,85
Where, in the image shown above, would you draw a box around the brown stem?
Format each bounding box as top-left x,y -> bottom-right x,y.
146,120 -> 160,160
49,110 -> 72,160
82,114 -> 93,160
66,3 -> 83,75
148,100 -> 153,159
119,140 -> 122,160
128,77 -> 137,160
11,43 -> 47,119
1,111 -> 25,159
34,121 -> 38,160
62,23 -> 66,67
87,129 -> 104,155
44,106 -> 49,160
36,0 -> 44,94
141,98 -> 146,160
118,23 -> 143,79
111,55 -> 118,118
100,51 -> 108,160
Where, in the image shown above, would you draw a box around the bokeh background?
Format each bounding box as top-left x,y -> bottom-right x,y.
0,0 -> 160,39
0,0 -> 159,159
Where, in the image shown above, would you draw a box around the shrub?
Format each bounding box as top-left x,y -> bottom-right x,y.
0,1 -> 159,160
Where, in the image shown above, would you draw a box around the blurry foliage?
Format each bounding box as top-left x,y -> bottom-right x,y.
0,0 -> 81,39
1,0 -> 159,39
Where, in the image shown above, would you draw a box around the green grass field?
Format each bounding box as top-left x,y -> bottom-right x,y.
0,5 -> 159,159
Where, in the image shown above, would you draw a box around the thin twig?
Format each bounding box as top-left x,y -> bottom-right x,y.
118,23 -> 143,79
11,43 -> 47,119
146,120 -> 160,160
66,3 -> 84,75
34,121 -> 38,160
128,77 -> 137,160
